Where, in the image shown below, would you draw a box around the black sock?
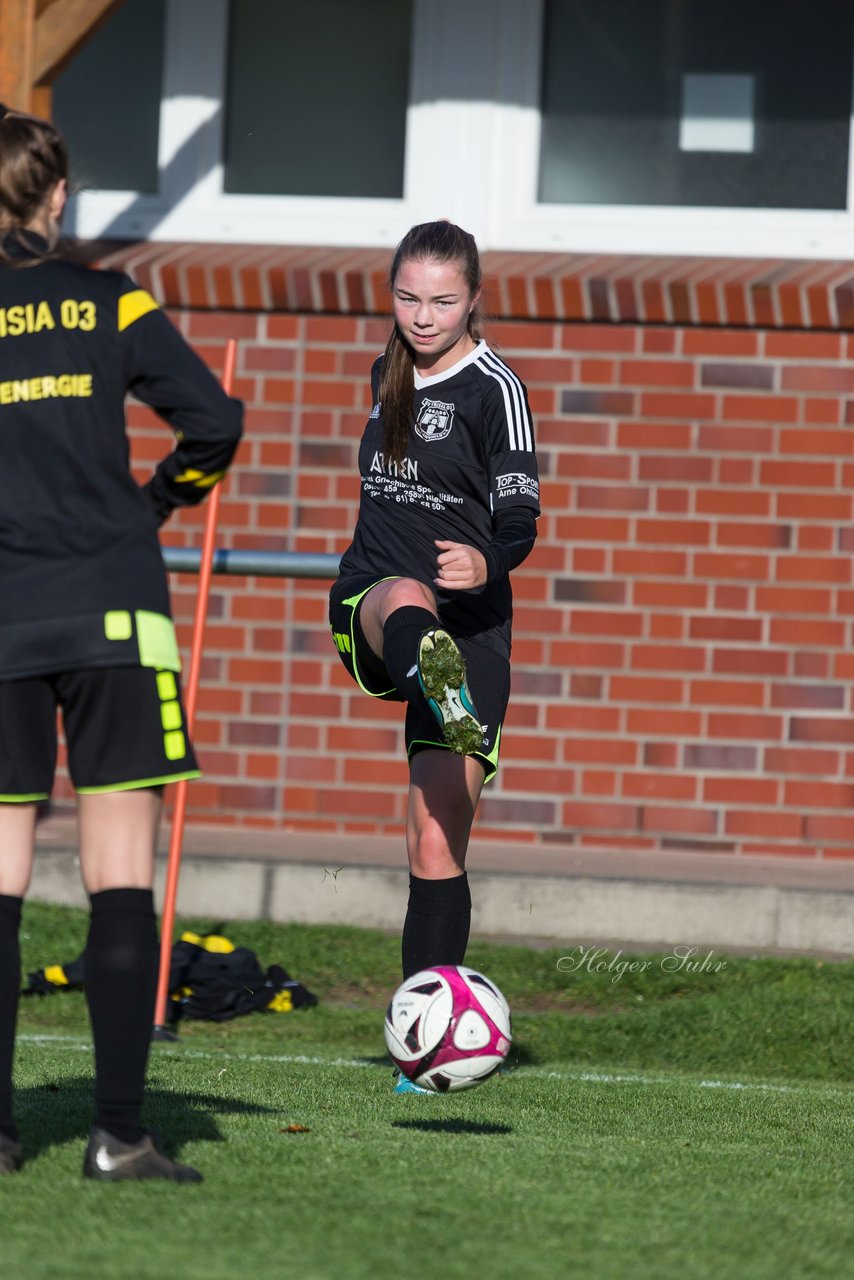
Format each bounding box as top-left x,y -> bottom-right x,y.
401,873 -> 472,979
0,894 -> 23,1143
85,888 -> 158,1144
382,606 -> 437,705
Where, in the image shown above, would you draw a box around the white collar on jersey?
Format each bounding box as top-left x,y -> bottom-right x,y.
413,339 -> 487,389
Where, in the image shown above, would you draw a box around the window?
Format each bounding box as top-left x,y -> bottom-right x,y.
62,0 -> 854,259
53,0 -> 166,194
224,0 -> 410,198
538,0 -> 854,209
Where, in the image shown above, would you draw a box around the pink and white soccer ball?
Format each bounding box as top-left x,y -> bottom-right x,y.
384,965 -> 512,1092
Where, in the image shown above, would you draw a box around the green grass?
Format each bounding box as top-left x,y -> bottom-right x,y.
7,902 -> 854,1280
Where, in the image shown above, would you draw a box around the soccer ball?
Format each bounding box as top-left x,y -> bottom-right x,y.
384,965 -> 512,1092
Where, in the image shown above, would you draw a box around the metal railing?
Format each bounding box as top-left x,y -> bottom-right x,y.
162,547 -> 340,579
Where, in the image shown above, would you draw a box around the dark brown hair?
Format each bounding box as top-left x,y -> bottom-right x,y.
379,220 -> 483,464
0,105 -> 69,263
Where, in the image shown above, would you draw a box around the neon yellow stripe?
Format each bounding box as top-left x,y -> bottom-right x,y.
0,793 -> 50,803
44,965 -> 69,987
75,770 -> 201,795
118,289 -> 159,332
172,468 -> 226,489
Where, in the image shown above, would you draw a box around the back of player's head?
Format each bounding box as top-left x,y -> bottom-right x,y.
0,105 -> 68,234
390,220 -> 482,301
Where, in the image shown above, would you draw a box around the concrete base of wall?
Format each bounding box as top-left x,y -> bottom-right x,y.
32,815 -> 854,958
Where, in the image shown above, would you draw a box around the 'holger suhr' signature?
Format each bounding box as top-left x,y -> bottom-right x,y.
556,945 -> 728,984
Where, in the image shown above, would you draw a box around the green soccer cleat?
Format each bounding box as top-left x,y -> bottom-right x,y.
83,1128 -> 203,1183
417,629 -> 484,756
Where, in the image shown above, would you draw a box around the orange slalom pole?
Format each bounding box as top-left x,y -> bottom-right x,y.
153,338 -> 237,1036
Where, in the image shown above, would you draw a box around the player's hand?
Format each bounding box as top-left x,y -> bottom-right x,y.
434,540 -> 487,590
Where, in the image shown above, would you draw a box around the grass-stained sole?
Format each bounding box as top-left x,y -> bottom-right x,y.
417,629 -> 484,755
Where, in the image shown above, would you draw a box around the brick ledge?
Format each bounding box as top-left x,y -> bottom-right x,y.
82,240 -> 854,330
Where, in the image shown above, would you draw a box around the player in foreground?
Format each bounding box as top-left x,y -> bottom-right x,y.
0,106 -> 242,1180
329,220 -> 540,1089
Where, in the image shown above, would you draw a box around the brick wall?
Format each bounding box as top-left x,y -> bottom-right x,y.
54,246 -> 854,862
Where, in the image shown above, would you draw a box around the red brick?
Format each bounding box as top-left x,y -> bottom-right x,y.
580,770 -> 617,796
561,325 -> 637,352
716,522 -> 790,549
755,586 -> 832,615
636,519 -> 710,546
613,549 -> 687,576
641,806 -> 717,835
696,490 -> 771,517
760,460 -> 836,488
703,777 -> 778,805
706,713 -> 784,740
712,649 -> 788,677
610,676 -> 685,704
562,738 -> 637,765
562,802 -> 640,830
775,556 -> 850,585
689,680 -> 765,706
617,421 -> 692,450
802,814 -> 854,843
769,618 -> 846,646
626,709 -> 702,736
694,554 -> 770,581
621,773 -> 697,800
764,332 -> 841,359
725,811 -> 803,838
698,425 -> 774,452
785,780 -> 854,808
635,582 -> 708,608
631,645 -> 706,672
790,718 -> 854,744
619,359 -> 694,387
683,330 -> 759,357
764,747 -> 839,775
640,393 -> 716,419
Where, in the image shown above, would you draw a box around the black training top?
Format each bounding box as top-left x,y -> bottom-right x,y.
336,340 -> 540,656
0,233 -> 243,680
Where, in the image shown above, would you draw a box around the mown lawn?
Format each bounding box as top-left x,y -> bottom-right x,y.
5,903 -> 853,1280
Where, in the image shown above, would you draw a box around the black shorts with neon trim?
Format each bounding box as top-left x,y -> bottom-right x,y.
0,666 -> 199,800
329,575 -> 510,783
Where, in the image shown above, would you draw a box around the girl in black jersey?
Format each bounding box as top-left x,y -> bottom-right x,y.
330,223 -> 540,1088
0,108 -> 242,1179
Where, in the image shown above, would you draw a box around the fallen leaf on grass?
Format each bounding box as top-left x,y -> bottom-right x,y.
280,1124 -> 311,1134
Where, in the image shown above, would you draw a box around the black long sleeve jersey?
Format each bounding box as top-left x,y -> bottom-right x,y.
0,235 -> 243,680
337,341 -> 540,657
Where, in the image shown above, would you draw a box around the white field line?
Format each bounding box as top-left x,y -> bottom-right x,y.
17,1033 -> 853,1099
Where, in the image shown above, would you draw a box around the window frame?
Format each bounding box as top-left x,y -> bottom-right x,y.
65,0 -> 854,260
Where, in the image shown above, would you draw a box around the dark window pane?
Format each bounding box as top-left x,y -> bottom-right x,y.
539,0 -> 854,209
53,0 -> 165,194
225,0 -> 411,198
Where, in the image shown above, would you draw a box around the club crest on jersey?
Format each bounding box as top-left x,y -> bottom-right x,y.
414,398 -> 454,443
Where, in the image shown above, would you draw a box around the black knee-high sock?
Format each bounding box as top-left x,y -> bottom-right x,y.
0,894 -> 23,1142
401,873 -> 472,979
382,606 -> 437,705
85,888 -> 158,1143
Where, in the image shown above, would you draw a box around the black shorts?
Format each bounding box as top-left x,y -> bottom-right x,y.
329,575 -> 510,783
0,666 -> 199,800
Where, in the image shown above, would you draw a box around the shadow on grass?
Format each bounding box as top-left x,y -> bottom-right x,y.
392,1118 -> 512,1135
16,1076 -> 278,1162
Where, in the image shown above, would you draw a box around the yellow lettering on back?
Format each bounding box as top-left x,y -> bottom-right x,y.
34,302 -> 55,332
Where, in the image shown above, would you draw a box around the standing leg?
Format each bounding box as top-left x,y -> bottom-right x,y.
77,788 -> 201,1181
401,750 -> 485,978
0,803 -> 35,1169
77,788 -> 161,1144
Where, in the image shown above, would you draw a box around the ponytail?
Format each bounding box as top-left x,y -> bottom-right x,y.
379,220 -> 483,464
